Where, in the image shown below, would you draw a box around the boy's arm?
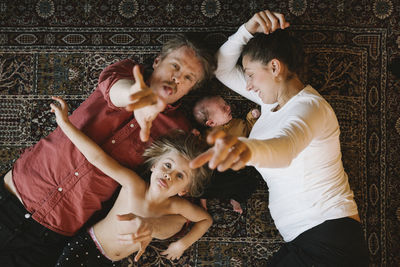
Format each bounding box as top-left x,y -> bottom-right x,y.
160,198 -> 212,260
50,97 -> 145,190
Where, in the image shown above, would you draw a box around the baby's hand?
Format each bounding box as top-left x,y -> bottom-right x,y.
191,128 -> 201,136
160,240 -> 187,261
251,108 -> 261,119
50,96 -> 69,125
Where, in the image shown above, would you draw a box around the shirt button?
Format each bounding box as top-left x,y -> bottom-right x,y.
24,213 -> 30,219
58,187 -> 63,192
111,140 -> 116,144
74,172 -> 79,176
130,123 -> 134,128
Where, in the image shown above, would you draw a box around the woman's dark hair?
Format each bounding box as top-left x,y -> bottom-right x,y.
242,29 -> 305,76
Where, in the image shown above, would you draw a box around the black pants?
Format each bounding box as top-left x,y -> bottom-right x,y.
0,173 -> 69,267
55,230 -> 121,267
200,166 -> 260,203
267,217 -> 369,267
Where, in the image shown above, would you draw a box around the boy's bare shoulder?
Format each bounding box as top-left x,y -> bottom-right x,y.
168,196 -> 195,213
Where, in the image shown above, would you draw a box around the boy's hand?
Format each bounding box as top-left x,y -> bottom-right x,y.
190,129 -> 251,172
116,213 -> 153,261
160,240 -> 187,261
50,96 -> 69,125
116,213 -> 153,243
245,10 -> 289,35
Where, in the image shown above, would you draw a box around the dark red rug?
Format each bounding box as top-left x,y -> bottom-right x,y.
1,0 -> 399,266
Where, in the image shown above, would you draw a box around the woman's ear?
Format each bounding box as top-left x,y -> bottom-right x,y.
270,59 -> 281,77
151,165 -> 155,172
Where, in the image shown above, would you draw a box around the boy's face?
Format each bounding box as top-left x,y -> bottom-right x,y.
149,46 -> 204,104
150,150 -> 192,197
205,96 -> 232,127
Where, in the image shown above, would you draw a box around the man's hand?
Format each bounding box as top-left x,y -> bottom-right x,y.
125,65 -> 158,111
160,240 -> 187,261
133,97 -> 166,142
190,129 -> 252,172
126,66 -> 166,142
245,10 -> 290,35
116,213 -> 153,262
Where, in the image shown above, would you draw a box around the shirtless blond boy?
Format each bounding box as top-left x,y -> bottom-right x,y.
51,97 -> 212,266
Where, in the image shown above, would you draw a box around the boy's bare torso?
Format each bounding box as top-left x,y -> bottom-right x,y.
94,185 -> 177,261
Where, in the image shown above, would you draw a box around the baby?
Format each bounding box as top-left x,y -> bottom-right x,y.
193,95 -> 260,213
51,97 -> 212,266
193,95 -> 260,137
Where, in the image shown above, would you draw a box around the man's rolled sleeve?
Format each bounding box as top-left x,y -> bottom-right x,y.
97,59 -> 137,110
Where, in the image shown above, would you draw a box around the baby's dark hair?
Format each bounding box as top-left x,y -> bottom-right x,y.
142,130 -> 212,197
193,95 -> 221,126
242,29 -> 305,77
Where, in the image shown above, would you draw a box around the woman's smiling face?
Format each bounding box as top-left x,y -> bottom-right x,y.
242,55 -> 279,105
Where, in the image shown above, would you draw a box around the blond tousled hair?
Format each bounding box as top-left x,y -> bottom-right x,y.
142,130 -> 212,197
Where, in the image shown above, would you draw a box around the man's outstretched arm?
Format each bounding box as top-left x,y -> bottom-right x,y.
110,65 -> 166,142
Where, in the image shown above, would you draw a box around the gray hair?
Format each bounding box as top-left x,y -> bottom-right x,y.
160,34 -> 217,90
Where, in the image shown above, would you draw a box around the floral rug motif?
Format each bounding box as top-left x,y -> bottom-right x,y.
1,1 -> 399,266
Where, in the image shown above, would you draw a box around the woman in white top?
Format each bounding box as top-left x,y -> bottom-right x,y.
191,10 -> 368,266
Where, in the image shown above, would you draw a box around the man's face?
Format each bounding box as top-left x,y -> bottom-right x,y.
206,96 -> 232,127
149,46 -> 204,104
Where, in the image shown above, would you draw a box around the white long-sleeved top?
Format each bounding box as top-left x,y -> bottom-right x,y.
215,25 -> 359,242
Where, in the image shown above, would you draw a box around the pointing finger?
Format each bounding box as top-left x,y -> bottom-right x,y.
189,149 -> 214,169
133,65 -> 146,88
206,129 -> 227,145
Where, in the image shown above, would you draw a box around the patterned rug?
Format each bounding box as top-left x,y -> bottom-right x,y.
1,0 -> 399,266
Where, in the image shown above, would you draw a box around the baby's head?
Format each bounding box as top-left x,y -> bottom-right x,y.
193,96 -> 232,127
143,130 -> 212,197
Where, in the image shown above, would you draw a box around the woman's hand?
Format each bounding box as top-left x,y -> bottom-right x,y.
50,96 -> 69,126
245,10 -> 290,35
190,129 -> 252,172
